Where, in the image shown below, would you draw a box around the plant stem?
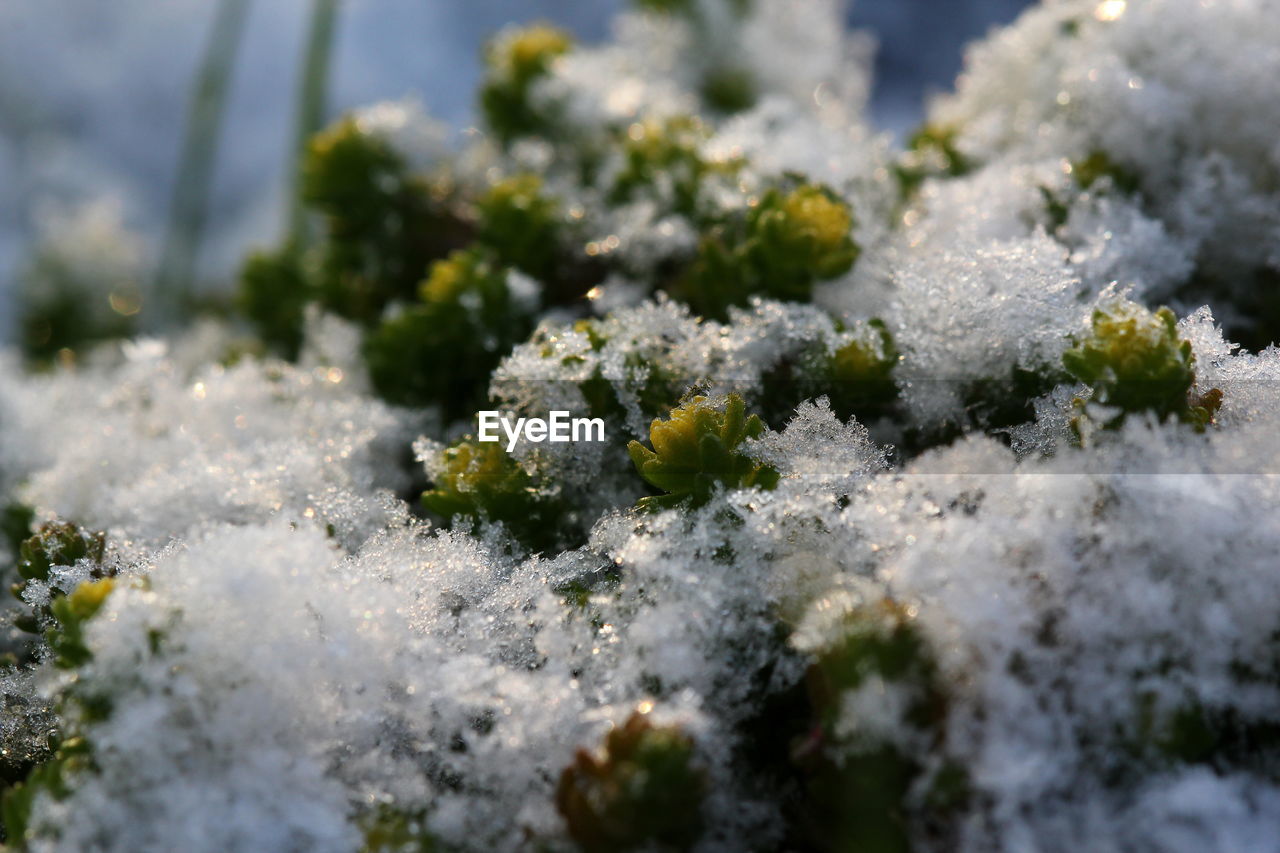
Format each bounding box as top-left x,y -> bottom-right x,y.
153,0 -> 251,329
287,0 -> 342,250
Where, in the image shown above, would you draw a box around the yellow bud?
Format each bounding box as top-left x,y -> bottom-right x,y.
68,577 -> 115,619
781,186 -> 851,254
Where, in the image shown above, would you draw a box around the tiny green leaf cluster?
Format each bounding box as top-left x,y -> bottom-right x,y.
797,598 -> 956,853
475,173 -> 562,281
826,318 -> 900,417
358,804 -> 437,853
1063,298 -> 1220,430
239,116 -> 472,355
628,394 -> 779,510
1,734 -> 93,848
47,578 -> 116,671
12,522 -> 107,636
420,438 -> 564,552
555,710 -> 706,853
479,24 -> 574,146
365,248 -> 536,416
894,124 -> 972,197
682,182 -> 858,317
609,116 -> 739,218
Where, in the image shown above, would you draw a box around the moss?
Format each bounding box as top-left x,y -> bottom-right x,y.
555,710 -> 706,852
628,393 -> 779,510
479,24 -> 573,145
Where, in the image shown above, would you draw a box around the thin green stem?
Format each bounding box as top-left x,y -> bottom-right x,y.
287,0 -> 342,250
153,0 -> 251,329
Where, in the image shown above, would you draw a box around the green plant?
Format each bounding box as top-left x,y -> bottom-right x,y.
1063,298 -> 1221,430
420,438 -> 565,552
11,522 -> 110,643
628,394 -> 779,510
300,117 -> 471,326
364,248 -> 537,416
358,804 -> 436,853
555,710 -> 706,852
1071,150 -> 1140,194
609,116 -> 738,219
1,734 -> 93,848
476,173 -> 562,281
237,247 -> 313,357
479,24 -> 574,145
826,319 -> 899,417
795,598 -> 955,853
47,578 -> 116,671
680,182 -> 858,317
894,124 -> 972,197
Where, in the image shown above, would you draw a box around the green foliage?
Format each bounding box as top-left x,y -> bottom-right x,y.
555,710 -> 706,853
679,182 -> 858,318
12,522 -> 110,641
301,117 -> 472,326
608,116 -> 738,219
826,318 -> 900,417
628,1 -> 755,113
1,504 -> 35,559
699,65 -> 756,114
796,598 -> 954,853
476,174 -> 562,281
18,256 -> 140,366
1042,150 -> 1143,231
550,319 -> 685,424
1063,298 -> 1221,430
358,804 -> 437,853
633,0 -> 752,17
237,246 -> 312,357
14,523 -> 105,588
1071,150 -> 1141,195
479,24 -> 574,145
894,124 -> 972,197
47,578 -> 116,670
628,394 -> 779,510
2,734 -> 92,848
420,438 -> 563,552
364,248 -> 537,417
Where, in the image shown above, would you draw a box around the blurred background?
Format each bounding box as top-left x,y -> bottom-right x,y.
0,0 -> 1032,337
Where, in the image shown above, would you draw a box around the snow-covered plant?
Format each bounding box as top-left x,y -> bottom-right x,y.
4,0 -> 1280,851
628,393 -> 778,509
555,710 -> 706,852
